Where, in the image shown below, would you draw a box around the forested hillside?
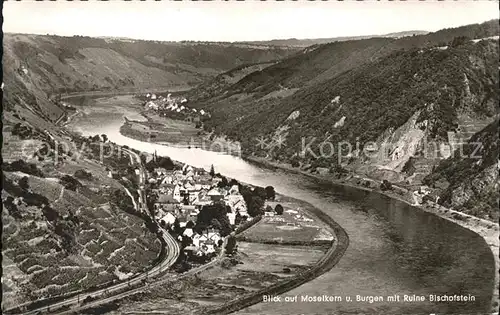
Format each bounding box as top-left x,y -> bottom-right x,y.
184,20 -> 498,222
189,19 -> 498,102
424,119 -> 499,221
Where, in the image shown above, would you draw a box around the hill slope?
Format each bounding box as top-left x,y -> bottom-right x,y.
188,19 -> 498,102
181,20 -> 498,223
423,119 -> 499,221
2,33 -> 296,122
238,30 -> 429,47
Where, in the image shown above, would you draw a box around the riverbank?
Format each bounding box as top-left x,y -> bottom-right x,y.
201,196 -> 348,315
245,155 -> 500,313
119,112 -> 242,155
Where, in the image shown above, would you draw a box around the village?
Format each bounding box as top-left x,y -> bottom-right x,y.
143,151 -> 279,266
142,92 -> 209,123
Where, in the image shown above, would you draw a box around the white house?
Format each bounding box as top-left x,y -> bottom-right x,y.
145,101 -> 158,110
161,175 -> 173,185
183,228 -> 194,238
192,234 -> 208,247
229,185 -> 240,195
160,212 -> 176,225
173,185 -> 182,203
207,231 -> 222,245
155,168 -> 168,177
228,212 -> 236,225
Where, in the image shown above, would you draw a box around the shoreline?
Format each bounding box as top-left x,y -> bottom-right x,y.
245,155 -> 500,314
202,195 -> 348,315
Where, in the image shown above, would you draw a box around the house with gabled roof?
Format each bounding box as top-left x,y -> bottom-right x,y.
192,233 -> 208,247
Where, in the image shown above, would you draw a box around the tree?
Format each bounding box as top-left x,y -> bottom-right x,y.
253,187 -> 267,200
274,204 -> 284,215
265,186 -> 276,200
42,205 -> 59,222
186,221 -> 195,228
265,205 -> 273,213
226,235 -> 237,254
217,176 -> 228,188
449,36 -> 470,48
19,176 -> 30,190
173,219 -> 182,235
181,235 -> 192,248
182,192 -> 190,205
290,156 -> 300,168
140,154 -> 147,165
229,179 -> 239,187
211,218 -> 222,230
101,134 -> 108,142
157,156 -> 175,170
247,196 -> 264,217
209,164 -> 215,177
235,211 -> 242,225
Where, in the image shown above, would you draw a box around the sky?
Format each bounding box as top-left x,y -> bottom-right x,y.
3,1 -> 498,42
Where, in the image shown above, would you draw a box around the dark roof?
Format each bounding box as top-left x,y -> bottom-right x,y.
157,194 -> 178,204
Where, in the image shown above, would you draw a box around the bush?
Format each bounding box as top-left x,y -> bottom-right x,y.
19,176 -> 30,190
42,205 -> 59,222
380,180 -> 393,191
74,169 -> 93,180
59,175 -> 82,191
3,160 -> 45,177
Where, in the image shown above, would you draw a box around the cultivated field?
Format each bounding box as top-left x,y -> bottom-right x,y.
238,198 -> 334,244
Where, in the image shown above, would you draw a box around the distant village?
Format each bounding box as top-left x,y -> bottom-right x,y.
142,93 -> 210,124
143,152 -> 278,265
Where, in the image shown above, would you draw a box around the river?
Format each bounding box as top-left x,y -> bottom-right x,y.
67,96 -> 495,314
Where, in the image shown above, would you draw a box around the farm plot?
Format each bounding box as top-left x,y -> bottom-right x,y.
237,217 -> 321,243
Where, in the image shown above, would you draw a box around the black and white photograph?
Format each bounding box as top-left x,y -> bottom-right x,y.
1,1 -> 499,314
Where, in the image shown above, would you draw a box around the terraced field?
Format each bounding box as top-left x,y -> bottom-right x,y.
1,132 -> 161,309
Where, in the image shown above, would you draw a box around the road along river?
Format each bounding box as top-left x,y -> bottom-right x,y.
66,96 -> 495,315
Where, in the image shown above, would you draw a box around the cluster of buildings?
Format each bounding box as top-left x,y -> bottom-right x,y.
147,162 -> 248,256
143,93 -> 208,117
